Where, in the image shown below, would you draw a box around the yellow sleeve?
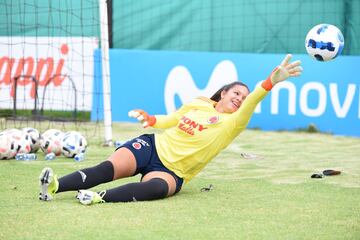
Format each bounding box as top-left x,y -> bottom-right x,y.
152,101 -> 193,129
225,85 -> 268,135
152,113 -> 178,129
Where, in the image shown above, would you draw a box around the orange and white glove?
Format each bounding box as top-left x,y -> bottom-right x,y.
128,109 -> 156,128
262,54 -> 303,91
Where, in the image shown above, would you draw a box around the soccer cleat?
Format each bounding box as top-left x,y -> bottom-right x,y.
39,167 -> 59,201
76,190 -> 106,205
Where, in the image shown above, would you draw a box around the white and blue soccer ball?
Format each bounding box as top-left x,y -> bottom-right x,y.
40,129 -> 64,156
61,131 -> 87,158
22,127 -> 40,153
305,24 -> 344,62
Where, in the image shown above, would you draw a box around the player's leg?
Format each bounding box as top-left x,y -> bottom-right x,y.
75,134 -> 183,205
77,171 -> 178,205
58,147 -> 136,191
141,171 -> 177,196
39,147 -> 136,201
108,147 -> 137,180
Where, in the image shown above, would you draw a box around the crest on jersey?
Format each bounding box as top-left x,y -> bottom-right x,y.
132,142 -> 142,150
208,116 -> 219,124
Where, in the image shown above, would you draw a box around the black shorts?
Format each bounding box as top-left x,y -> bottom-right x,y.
117,134 -> 183,194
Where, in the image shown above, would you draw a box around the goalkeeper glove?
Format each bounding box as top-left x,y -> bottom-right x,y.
262,54 -> 303,91
128,109 -> 156,128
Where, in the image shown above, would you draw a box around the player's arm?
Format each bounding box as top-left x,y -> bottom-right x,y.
228,54 -> 303,132
128,102 -> 193,129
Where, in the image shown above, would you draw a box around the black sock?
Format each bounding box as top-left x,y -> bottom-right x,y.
102,178 -> 169,202
57,161 -> 114,193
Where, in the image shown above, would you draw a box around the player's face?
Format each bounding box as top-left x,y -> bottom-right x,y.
217,85 -> 249,113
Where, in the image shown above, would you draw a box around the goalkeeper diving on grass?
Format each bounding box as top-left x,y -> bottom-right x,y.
39,54 -> 303,205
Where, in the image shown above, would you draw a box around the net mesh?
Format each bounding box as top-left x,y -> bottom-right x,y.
112,0 -> 360,55
0,0 -> 106,142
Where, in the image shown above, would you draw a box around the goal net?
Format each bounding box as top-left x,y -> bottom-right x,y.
0,0 -> 111,144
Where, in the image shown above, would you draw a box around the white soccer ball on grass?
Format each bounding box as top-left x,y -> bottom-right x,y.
22,127 -> 41,153
0,131 -> 20,159
61,131 -> 87,158
40,129 -> 64,156
5,128 -> 31,154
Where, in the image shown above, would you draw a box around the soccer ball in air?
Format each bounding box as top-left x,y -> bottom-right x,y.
305,24 -> 344,61
61,131 -> 87,158
40,129 -> 64,156
22,127 -> 41,153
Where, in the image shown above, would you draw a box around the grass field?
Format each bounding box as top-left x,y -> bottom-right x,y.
0,122 -> 359,240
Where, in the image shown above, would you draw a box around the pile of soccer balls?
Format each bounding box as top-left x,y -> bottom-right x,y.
0,128 -> 87,160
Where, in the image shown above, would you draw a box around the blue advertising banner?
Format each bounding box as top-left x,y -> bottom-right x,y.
92,49 -> 360,137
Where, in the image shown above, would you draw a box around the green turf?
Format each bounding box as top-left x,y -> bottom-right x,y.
0,123 -> 359,240
0,109 -> 90,121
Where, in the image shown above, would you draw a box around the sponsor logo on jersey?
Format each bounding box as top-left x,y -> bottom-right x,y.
178,116 -> 208,135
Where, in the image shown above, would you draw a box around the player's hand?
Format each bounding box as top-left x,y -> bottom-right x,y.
262,54 -> 303,90
271,54 -> 303,84
128,109 -> 156,128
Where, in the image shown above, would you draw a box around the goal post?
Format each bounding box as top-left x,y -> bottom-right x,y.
99,0 -> 113,146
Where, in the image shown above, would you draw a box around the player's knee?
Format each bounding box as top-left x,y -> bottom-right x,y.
146,178 -> 169,198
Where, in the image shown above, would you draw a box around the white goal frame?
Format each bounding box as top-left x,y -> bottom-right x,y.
99,0 -> 113,146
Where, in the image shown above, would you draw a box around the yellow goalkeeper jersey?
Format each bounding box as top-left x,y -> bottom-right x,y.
154,85 -> 268,183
